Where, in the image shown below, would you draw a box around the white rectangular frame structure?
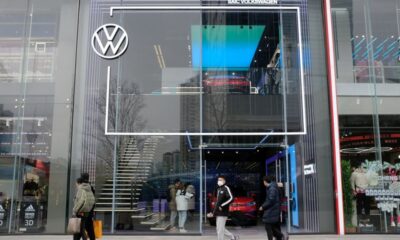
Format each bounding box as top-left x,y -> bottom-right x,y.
105,5 -> 306,136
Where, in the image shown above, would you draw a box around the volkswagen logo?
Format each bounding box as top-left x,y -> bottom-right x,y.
91,23 -> 128,59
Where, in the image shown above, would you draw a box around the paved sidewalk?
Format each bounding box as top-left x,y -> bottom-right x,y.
0,235 -> 399,240
0,234 -> 399,240
0,226 -> 397,240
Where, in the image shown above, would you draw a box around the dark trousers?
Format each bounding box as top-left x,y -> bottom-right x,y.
356,193 -> 370,216
265,222 -> 284,240
73,214 -> 95,240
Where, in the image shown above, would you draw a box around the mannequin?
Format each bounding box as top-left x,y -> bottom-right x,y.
351,164 -> 371,226
24,168 -> 39,184
23,168 -> 40,197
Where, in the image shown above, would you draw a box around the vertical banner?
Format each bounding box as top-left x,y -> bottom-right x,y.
19,202 -> 39,232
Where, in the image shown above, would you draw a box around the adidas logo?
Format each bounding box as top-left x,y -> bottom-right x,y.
26,204 -> 35,212
0,205 -> 4,212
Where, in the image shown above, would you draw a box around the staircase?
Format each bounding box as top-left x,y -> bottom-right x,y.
95,136 -> 170,231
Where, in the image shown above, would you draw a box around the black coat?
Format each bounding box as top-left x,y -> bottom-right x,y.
213,185 -> 234,217
262,182 -> 281,223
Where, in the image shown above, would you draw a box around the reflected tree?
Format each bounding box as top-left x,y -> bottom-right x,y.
95,78 -> 146,170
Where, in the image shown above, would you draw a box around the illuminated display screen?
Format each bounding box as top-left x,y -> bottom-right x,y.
191,25 -> 265,70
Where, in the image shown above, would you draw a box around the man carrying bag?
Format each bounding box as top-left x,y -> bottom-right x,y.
70,177 -> 96,240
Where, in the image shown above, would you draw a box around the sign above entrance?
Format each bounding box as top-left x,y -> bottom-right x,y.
91,23 -> 128,59
227,0 -> 278,5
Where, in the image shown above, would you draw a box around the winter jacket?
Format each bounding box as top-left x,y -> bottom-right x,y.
176,189 -> 194,211
213,185 -> 234,217
261,182 -> 281,223
186,184 -> 196,210
168,185 -> 178,211
73,183 -> 96,215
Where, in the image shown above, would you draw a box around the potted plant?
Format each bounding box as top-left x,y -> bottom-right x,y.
342,159 -> 356,233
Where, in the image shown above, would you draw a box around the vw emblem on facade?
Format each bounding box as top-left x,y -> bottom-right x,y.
91,23 -> 128,59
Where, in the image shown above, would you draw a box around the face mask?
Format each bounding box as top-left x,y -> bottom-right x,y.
217,180 -> 224,186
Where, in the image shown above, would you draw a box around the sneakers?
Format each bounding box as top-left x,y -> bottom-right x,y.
391,221 -> 396,227
231,235 -> 240,240
169,226 -> 177,231
179,228 -> 188,233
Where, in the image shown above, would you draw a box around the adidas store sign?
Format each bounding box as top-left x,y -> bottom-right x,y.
26,205 -> 36,212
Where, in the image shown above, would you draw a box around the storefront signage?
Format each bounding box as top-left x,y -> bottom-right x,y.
91,23 -> 129,59
19,203 -> 38,232
228,0 -> 278,4
304,164 -> 315,175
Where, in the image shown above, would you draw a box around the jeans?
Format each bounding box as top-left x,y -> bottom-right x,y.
265,222 -> 283,240
73,214 -> 95,240
170,210 -> 177,227
216,216 -> 234,240
178,210 -> 187,229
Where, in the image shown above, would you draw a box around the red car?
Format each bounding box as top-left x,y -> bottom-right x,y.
203,76 -> 250,94
207,194 -> 258,226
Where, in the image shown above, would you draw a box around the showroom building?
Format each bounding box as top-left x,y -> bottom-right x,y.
0,0 -> 400,236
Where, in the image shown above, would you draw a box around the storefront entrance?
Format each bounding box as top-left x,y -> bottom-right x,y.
0,0 -> 336,235
85,4 -> 310,234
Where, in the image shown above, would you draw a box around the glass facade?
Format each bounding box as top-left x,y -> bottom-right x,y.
0,0 -> 79,234
2,0 -> 392,237
332,0 -> 400,234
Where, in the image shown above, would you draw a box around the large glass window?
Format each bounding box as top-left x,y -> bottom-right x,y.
332,0 -> 400,234
95,8 -> 306,135
73,0 -> 335,236
0,0 -> 79,234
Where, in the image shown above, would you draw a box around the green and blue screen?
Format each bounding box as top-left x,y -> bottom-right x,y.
191,25 -> 265,70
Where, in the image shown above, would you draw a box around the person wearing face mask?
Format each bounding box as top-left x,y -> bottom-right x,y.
207,176 -> 239,240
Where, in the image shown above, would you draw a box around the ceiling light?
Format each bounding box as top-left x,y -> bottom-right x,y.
154,45 -> 163,69
157,45 -> 166,68
154,45 -> 166,69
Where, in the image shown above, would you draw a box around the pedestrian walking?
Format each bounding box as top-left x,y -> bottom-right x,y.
207,176 -> 239,240
72,177 -> 96,240
259,175 -> 288,240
